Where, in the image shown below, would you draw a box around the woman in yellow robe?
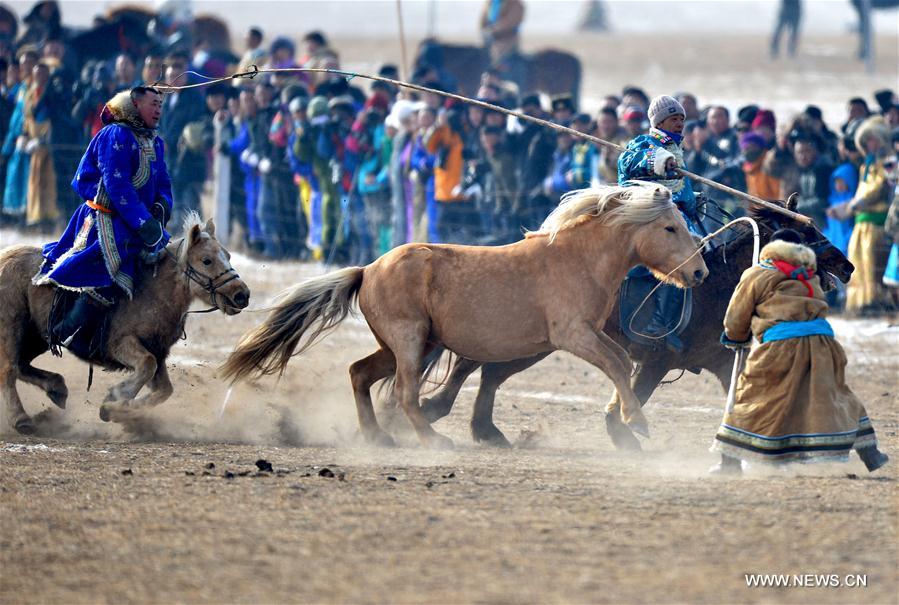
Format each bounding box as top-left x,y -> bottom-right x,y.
845,116 -> 891,313
24,61 -> 59,227
711,230 -> 888,474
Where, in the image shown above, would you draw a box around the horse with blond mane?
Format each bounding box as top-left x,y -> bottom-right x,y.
222,182 -> 708,447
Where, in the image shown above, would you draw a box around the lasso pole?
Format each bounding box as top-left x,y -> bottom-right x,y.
395,0 -> 410,81
158,66 -> 814,226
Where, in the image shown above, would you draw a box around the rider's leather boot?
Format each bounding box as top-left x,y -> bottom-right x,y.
645,284 -> 684,353
51,294 -> 110,359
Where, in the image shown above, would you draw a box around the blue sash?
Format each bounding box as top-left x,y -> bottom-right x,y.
761,318 -> 834,343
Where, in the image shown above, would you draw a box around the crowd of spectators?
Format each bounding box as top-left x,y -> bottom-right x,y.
1,2 -> 898,314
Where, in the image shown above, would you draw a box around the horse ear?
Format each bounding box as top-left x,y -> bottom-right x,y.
189,223 -> 203,245
785,193 -> 798,212
204,218 -> 216,237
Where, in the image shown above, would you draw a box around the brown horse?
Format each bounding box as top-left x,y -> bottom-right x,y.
0,215 -> 250,434
413,200 -> 856,448
222,183 -> 708,448
414,39 -> 582,103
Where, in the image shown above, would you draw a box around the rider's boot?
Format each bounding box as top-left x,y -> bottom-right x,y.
645,284 -> 684,353
50,292 -> 112,359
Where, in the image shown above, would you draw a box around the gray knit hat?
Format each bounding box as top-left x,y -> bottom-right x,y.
648,95 -> 686,128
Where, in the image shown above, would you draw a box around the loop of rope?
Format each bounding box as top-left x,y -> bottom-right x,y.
626,217 -> 761,341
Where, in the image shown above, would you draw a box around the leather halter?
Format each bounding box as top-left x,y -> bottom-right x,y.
172,239 -> 242,311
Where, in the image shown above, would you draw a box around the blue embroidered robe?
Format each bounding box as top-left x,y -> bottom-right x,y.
2,84 -> 29,216
34,123 -> 173,300
618,129 -> 700,281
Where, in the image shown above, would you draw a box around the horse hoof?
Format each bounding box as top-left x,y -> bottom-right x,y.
366,430 -> 396,448
627,419 -> 650,439
424,432 -> 454,450
49,389 -> 68,409
472,424 -> 512,448
605,413 -> 643,451
420,397 -> 452,423
99,405 -> 111,422
14,417 -> 35,435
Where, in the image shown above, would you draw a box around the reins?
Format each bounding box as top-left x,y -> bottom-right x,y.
163,239 -> 242,338
626,216 -> 762,342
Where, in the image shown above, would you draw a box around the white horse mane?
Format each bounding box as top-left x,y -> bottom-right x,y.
181,210 -> 204,236
171,211 -> 206,266
533,181 -> 678,242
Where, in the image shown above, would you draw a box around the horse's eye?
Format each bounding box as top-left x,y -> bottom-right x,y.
202,258 -> 212,266
665,226 -> 676,233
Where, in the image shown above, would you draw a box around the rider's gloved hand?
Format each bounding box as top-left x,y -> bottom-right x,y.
137,218 -> 165,248
140,221 -> 169,265
150,201 -> 170,228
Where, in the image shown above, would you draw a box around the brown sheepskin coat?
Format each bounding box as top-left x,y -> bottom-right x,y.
713,240 -> 877,463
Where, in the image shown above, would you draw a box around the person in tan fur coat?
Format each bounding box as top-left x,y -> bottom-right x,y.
710,229 -> 889,475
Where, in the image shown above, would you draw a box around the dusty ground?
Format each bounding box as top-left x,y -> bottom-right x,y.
2,30 -> 899,605
1,244 -> 897,604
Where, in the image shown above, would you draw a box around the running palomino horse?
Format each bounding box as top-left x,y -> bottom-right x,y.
222,182 -> 708,447
0,215 -> 250,434
412,199 -> 856,449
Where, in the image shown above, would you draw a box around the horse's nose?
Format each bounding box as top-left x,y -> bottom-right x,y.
233,290 -> 249,308
693,268 -> 707,284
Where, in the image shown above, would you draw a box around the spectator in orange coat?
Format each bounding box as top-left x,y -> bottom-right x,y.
740,131 -> 780,200
425,103 -> 471,243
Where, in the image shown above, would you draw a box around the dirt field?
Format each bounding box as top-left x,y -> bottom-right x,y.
2,29 -> 899,605
1,239 -> 896,604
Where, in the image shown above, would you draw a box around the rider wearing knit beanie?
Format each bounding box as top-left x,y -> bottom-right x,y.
648,95 -> 686,128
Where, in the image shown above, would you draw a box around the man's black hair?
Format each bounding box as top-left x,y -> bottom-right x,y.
803,105 -> 823,121
131,86 -> 161,99
248,27 -> 263,39
165,49 -> 190,64
771,228 -> 802,244
378,63 -> 398,78
303,30 -> 327,46
710,104 -> 731,119
598,106 -> 617,119
621,85 -> 648,104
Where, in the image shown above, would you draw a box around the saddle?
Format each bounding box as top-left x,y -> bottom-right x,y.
618,270 -> 692,349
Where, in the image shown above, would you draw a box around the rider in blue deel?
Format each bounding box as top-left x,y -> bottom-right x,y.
33,86 -> 173,358
618,94 -> 701,353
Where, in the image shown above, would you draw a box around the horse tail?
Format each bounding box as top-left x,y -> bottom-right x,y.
221,267 -> 364,383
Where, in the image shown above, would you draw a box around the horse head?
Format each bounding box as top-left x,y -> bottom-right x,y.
749,199 -> 854,291
622,184 -> 708,288
176,214 -> 250,315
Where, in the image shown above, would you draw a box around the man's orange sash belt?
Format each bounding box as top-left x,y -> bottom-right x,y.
85,199 -> 112,214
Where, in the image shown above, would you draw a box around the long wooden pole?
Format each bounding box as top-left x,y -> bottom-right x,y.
395,0 -> 409,82
159,66 -> 813,226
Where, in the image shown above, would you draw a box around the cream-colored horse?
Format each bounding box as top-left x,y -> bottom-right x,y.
222,182 -> 708,447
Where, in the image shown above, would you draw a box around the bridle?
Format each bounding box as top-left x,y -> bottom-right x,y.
170,239 -> 242,312
699,197 -> 835,257
698,197 -> 845,286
